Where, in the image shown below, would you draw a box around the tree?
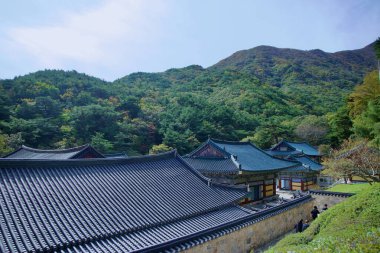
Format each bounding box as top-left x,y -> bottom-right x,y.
35,96 -> 61,118
318,144 -> 331,156
348,71 -> 380,147
352,99 -> 380,147
348,70 -> 380,117
162,128 -> 199,154
0,132 -> 23,156
294,115 -> 329,145
0,85 -> 11,120
115,118 -> 158,154
323,139 -> 380,184
149,144 -> 173,154
8,117 -> 59,148
91,132 -> 114,153
117,96 -> 141,118
244,128 -> 273,149
69,105 -> 119,142
327,106 -> 353,147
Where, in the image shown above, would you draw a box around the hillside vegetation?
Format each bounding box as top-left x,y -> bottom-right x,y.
266,184 -> 380,252
328,183 -> 371,193
0,43 -> 377,155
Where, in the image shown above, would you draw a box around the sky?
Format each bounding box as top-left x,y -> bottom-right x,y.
0,0 -> 379,81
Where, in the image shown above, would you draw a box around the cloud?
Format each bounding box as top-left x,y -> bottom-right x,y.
7,0 -> 167,78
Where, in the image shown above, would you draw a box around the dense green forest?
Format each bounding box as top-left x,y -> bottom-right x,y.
0,42 -> 378,155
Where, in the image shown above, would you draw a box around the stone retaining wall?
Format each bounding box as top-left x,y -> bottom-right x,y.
184,199 -> 314,253
184,191 -> 354,253
309,190 -> 354,210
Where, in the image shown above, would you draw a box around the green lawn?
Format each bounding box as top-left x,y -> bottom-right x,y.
265,184 -> 380,253
327,183 -> 373,193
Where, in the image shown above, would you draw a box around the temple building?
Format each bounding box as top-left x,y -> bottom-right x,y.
2,144 -> 105,159
276,155 -> 323,191
0,150 -> 314,253
183,138 -> 299,203
266,140 -> 324,191
266,140 -> 322,162
0,150 -> 252,252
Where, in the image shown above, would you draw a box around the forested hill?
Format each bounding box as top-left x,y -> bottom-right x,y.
210,43 -> 376,88
0,42 -> 377,155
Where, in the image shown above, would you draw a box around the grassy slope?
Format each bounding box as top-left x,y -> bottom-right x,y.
328,183 -> 371,194
265,184 -> 380,253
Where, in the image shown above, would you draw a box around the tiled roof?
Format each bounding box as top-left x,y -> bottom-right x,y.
282,165 -> 315,173
209,139 -> 299,172
292,156 -> 323,171
280,141 -> 320,156
61,206 -> 252,253
281,155 -> 323,173
183,157 -> 239,174
2,144 -> 105,159
0,151 -> 249,253
265,150 -> 302,157
61,196 -> 314,253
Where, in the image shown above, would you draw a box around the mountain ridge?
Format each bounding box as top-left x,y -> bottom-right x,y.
208,42 -> 376,88
0,41 -> 377,154
2,42 -> 375,83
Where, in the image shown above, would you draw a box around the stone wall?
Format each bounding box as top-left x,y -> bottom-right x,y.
310,190 -> 354,211
184,199 -> 315,253
184,191 -> 354,253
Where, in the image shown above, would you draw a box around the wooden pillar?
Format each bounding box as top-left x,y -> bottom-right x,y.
301,180 -> 304,191
290,178 -> 293,191
262,181 -> 266,198
273,180 -> 276,195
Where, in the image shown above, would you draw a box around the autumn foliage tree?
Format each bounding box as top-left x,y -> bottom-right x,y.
323,139 -> 380,184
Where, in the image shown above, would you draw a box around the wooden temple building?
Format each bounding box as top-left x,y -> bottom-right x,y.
0,150 -> 255,252
266,140 -> 322,162
2,144 -> 105,159
276,155 -> 323,191
183,138 -> 299,203
266,140 -> 323,191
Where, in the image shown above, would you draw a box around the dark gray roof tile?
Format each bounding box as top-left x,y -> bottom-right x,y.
293,155 -> 323,171
271,140 -> 320,156
188,139 -> 300,172
3,144 -> 105,159
182,157 -> 239,174
0,151 -> 247,253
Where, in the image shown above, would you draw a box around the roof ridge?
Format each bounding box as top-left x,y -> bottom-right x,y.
178,156 -> 247,192
195,139 -> 300,172
183,157 -> 231,160
69,145 -> 105,159
185,138 -> 230,158
246,142 -> 301,167
20,144 -> 90,154
0,150 -> 177,168
178,156 -> 247,190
